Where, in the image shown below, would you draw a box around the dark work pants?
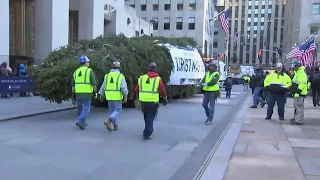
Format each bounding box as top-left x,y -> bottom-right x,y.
141,102 -> 158,138
225,88 -> 231,98
266,93 -> 286,118
311,87 -> 320,106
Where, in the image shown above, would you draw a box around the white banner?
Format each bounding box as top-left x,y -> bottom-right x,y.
240,65 -> 254,76
167,46 -> 205,85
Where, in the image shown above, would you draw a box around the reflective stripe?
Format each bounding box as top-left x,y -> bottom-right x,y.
139,76 -> 158,93
74,68 -> 90,84
105,73 -> 122,92
294,72 -> 306,84
271,73 -> 284,86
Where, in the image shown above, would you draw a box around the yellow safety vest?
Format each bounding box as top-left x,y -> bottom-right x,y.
203,72 -> 220,91
104,71 -> 124,101
292,70 -> 308,96
74,66 -> 93,93
138,75 -> 161,102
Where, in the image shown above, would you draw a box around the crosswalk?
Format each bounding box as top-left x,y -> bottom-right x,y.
216,91 -> 244,104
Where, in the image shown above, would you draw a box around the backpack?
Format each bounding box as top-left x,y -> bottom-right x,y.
226,78 -> 233,86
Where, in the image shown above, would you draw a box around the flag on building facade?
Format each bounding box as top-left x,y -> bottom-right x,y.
287,38 -> 317,67
219,8 -> 230,34
233,32 -> 239,45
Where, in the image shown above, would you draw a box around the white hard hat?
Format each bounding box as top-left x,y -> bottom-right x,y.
276,63 -> 283,68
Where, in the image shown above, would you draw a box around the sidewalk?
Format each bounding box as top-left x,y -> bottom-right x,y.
223,97 -> 320,180
0,96 -> 75,121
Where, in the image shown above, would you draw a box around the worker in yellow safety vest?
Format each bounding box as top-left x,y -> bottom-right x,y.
134,62 -> 168,140
243,75 -> 250,91
290,60 -> 308,125
264,63 -> 292,121
72,55 -> 97,130
200,63 -> 220,125
99,61 -> 128,131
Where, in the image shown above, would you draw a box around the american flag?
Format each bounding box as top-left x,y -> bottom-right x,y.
233,32 -> 239,45
219,8 -> 230,34
287,38 -> 317,67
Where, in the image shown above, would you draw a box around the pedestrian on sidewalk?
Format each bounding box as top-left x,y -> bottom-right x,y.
290,60 -> 308,125
224,76 -> 233,98
99,61 -> 128,132
310,66 -> 320,107
250,68 -> 266,108
72,56 -> 97,130
264,63 -> 292,120
200,63 -> 220,125
134,62 -> 168,140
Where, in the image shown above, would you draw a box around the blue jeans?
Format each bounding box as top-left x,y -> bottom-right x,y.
267,93 -> 286,118
108,100 -> 123,125
202,92 -> 216,122
253,87 -> 265,106
77,99 -> 91,123
225,88 -> 231,98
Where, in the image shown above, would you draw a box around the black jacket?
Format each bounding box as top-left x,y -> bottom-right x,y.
251,72 -> 264,88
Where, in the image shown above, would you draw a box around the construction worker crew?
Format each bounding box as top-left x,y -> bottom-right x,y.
290,60 -> 308,125
98,61 -> 128,131
72,55 -> 97,130
200,63 -> 220,125
134,62 -> 168,140
264,63 -> 292,121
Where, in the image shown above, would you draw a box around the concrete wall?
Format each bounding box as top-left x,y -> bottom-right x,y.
0,0 -> 10,64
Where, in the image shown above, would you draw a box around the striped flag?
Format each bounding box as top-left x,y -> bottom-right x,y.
287,38 -> 317,67
233,32 -> 239,45
219,8 -> 230,34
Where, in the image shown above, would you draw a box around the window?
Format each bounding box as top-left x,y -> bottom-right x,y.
164,0 -> 171,10
262,0 -> 266,5
310,26 -> 319,34
153,0 -> 159,11
188,17 -> 195,30
248,9 -> 252,14
268,9 -> 272,14
312,3 -> 320,14
268,0 -> 272,5
177,0 -> 183,10
141,0 -> 146,11
261,9 -> 265,14
189,0 -> 196,10
255,1 -> 259,5
176,17 -> 183,30
248,18 -> 251,22
129,0 -> 135,8
254,26 -> 258,31
213,40 -> 218,48
153,18 -> 158,30
254,9 -> 259,14
249,1 -> 252,6
247,27 -> 251,31
254,18 -> 258,22
164,17 -> 170,30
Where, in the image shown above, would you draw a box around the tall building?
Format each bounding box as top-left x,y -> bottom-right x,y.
213,1 -> 227,61
228,0 -> 285,68
283,0 -> 320,60
127,0 -> 216,58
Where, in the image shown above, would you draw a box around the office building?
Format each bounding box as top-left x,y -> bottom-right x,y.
228,0 -> 285,68
283,0 -> 320,61
128,0 -> 216,58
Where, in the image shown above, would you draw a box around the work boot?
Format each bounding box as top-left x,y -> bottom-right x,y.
104,119 -> 113,131
265,116 -> 271,120
206,121 -> 212,125
279,117 -> 285,121
113,124 -> 119,131
76,122 -> 85,130
290,119 -> 303,125
250,105 -> 257,108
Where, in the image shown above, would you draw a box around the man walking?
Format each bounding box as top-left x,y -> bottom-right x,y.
224,76 -> 233,98
72,56 -> 97,130
134,62 -> 168,140
201,63 -> 220,125
290,60 -> 308,125
250,68 -> 266,108
264,63 -> 292,120
310,66 -> 320,107
243,75 -> 250,91
99,61 -> 128,131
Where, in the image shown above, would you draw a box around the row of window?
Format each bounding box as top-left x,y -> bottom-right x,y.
129,0 -> 196,11
142,17 -> 196,30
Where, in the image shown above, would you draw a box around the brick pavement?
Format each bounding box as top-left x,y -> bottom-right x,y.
224,97 -> 320,180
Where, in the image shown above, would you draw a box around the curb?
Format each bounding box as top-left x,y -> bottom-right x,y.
194,95 -> 251,180
0,106 -> 77,122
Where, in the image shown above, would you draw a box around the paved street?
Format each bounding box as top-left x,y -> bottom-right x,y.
0,86 -> 247,180
222,96 -> 320,180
